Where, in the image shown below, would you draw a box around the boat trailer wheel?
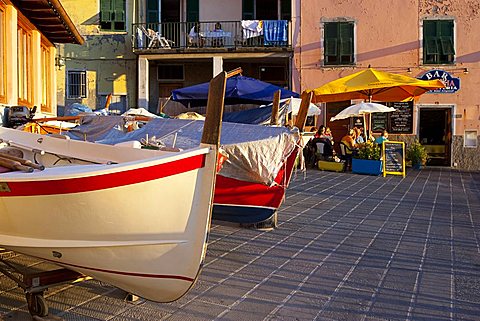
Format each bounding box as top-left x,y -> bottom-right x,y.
26,292 -> 48,317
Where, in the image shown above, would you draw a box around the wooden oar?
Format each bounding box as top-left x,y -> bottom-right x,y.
0,152 -> 45,170
0,156 -> 34,173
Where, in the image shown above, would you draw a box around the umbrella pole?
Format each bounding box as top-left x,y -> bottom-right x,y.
363,113 -> 368,140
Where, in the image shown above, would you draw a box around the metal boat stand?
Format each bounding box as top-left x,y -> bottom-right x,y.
0,249 -> 87,317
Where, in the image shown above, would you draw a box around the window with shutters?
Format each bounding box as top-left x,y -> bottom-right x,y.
324,22 -> 354,66
100,0 -> 125,31
423,20 -> 455,64
67,70 -> 87,99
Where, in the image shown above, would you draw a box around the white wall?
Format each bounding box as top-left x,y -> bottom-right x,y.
199,0 -> 242,21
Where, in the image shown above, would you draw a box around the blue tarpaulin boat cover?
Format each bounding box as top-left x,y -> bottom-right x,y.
222,104 -> 287,125
171,75 -> 299,107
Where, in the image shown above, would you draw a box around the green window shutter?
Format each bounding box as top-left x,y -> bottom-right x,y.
325,38 -> 337,56
440,37 -> 454,55
324,23 -> 338,39
425,38 -> 439,55
339,22 -> 353,56
423,19 -> 454,63
100,0 -> 112,22
113,0 -> 125,22
186,0 -> 199,22
242,0 -> 254,20
340,37 -> 353,55
439,20 -> 454,37
423,20 -> 436,38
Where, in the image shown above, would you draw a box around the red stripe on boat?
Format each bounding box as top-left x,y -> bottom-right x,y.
213,149 -> 298,208
0,154 -> 206,197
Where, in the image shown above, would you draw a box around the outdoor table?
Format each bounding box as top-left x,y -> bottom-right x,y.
201,31 -> 232,47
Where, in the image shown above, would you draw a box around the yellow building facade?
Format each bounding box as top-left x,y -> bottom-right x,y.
0,0 -> 82,119
56,0 -> 137,115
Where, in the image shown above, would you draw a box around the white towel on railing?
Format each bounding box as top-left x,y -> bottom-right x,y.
241,20 -> 263,39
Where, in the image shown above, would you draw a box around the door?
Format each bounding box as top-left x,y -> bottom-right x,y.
158,82 -> 183,113
161,0 -> 181,46
419,108 -> 452,166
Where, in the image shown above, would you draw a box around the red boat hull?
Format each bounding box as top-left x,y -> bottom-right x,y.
212,148 -> 298,224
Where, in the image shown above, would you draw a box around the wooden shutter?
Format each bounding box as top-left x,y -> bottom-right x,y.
324,23 -> 339,64
439,20 -> 454,56
113,0 -> 125,22
325,38 -> 337,56
100,0 -> 112,22
339,22 -> 353,61
440,37 -> 454,55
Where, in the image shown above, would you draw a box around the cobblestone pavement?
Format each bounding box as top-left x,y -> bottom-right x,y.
1,168 -> 479,321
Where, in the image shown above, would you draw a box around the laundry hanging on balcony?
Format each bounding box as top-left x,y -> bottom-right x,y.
263,20 -> 288,46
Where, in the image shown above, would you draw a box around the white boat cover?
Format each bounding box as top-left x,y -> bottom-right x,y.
66,116 -> 300,186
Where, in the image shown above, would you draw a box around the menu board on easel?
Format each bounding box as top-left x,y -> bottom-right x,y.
386,102 -> 413,134
383,141 -> 405,177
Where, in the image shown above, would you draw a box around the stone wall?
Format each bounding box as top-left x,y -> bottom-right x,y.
387,134 -> 480,171
452,135 -> 480,171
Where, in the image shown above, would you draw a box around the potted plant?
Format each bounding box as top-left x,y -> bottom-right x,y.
352,141 -> 383,175
406,140 -> 428,169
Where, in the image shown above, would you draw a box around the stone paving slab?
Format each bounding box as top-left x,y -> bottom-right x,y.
1,168 -> 479,320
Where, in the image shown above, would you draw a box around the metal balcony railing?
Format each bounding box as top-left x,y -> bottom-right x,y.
132,20 -> 291,51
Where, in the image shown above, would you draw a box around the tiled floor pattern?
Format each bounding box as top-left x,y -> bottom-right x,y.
1,168 -> 479,320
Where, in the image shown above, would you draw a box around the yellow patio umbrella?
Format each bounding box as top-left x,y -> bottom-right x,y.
308,68 -> 445,103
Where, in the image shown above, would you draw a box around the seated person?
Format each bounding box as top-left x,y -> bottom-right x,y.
340,129 -> 357,170
354,127 -> 365,144
319,137 -> 334,160
314,125 -> 325,138
374,129 -> 389,145
188,23 -> 205,47
321,126 -> 334,143
211,22 -> 224,47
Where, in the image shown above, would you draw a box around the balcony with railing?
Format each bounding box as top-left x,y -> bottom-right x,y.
132,20 -> 291,52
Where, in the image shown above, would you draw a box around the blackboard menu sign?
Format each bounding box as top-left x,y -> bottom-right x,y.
371,113 -> 388,132
383,141 -> 405,177
386,102 -> 413,134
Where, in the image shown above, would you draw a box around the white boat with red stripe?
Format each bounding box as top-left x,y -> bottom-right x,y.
0,72 -> 228,303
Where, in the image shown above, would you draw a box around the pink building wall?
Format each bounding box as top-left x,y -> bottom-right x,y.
292,0 -> 480,169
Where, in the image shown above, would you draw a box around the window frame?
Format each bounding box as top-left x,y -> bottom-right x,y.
67,70 -> 88,99
100,0 -> 126,32
40,38 -> 53,113
157,64 -> 184,82
464,130 -> 478,148
422,19 -> 455,65
17,19 -> 33,107
323,21 -> 355,66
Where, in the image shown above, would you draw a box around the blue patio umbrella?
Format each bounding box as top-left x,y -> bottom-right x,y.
171,75 -> 299,107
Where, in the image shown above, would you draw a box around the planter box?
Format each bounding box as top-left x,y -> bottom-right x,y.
352,158 -> 383,176
318,160 -> 344,172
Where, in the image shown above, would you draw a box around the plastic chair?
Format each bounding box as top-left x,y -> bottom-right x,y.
339,142 -> 353,170
140,27 -> 173,49
315,142 -> 325,161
